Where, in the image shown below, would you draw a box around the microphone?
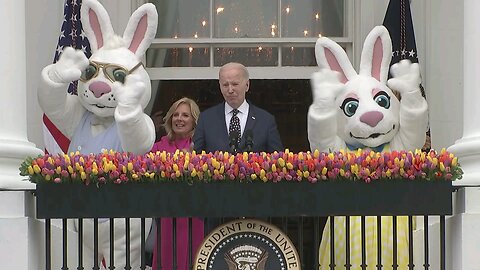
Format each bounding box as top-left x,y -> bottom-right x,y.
228,131 -> 240,154
244,129 -> 254,152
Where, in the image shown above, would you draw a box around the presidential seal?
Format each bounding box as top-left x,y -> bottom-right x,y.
194,219 -> 300,270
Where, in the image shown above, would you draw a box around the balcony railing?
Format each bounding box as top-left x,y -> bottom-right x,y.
35,180 -> 452,270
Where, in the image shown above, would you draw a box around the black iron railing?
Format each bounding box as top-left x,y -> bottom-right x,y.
35,180 -> 453,270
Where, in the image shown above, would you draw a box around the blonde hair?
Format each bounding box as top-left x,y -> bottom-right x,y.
163,97 -> 200,141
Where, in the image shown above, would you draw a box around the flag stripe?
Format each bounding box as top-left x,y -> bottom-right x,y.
43,114 -> 70,153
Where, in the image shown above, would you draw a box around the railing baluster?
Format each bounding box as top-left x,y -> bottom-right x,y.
172,218 -> 177,270
376,216 -> 382,270
109,218 -> 114,270
329,217 -> 335,270
78,219 -> 83,270
423,215 -> 430,270
298,217 -> 304,269
393,216 -> 398,270
408,216 -> 414,270
440,216 -> 446,270
62,219 -> 68,270
156,218 -> 162,270
282,217 -> 288,234
345,216 -> 351,270
93,219 -> 99,270
314,216 -> 320,270
125,218 -> 131,270
188,217 -> 192,270
141,218 -> 146,270
45,219 -> 51,270
361,216 -> 366,270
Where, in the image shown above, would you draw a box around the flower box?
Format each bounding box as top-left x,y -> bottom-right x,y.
35,180 -> 452,219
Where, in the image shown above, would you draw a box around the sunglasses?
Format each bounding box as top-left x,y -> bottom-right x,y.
80,61 -> 143,84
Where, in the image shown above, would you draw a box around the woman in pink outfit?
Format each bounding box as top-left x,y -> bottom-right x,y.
151,97 -> 204,270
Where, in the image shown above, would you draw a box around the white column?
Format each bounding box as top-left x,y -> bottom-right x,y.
448,1 -> 480,269
448,0 -> 480,186
0,0 -> 43,189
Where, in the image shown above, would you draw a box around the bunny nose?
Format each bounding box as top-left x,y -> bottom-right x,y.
89,81 -> 111,98
360,111 -> 384,127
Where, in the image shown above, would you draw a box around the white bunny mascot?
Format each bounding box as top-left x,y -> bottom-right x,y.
38,0 -> 157,268
308,26 -> 428,269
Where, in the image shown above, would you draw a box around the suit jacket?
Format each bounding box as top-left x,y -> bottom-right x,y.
193,102 -> 283,153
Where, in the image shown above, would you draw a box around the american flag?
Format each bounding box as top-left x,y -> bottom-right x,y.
43,0 -> 91,154
383,0 -> 431,151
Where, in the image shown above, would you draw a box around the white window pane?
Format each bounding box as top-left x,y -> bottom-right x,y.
151,0 -> 210,38
282,0 -> 345,38
214,0 -> 278,38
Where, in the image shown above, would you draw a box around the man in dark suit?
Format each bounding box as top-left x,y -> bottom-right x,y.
193,62 -> 283,153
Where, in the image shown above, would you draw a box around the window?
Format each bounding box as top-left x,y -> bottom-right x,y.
144,0 -> 352,152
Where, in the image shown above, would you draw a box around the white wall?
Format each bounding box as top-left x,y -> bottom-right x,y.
424,1 -> 464,149
25,1 -> 64,150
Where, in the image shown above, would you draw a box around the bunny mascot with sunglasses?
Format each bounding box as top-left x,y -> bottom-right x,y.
308,26 -> 428,269
38,0 -> 156,268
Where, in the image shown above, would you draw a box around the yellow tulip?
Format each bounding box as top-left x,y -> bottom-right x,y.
278,158 -> 285,167
271,164 -> 277,172
452,157 -> 458,166
28,166 -> 34,175
440,162 -> 445,172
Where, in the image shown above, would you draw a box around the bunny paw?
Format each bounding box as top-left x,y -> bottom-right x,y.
51,47 -> 89,83
311,69 -> 345,105
387,59 -> 421,94
114,74 -> 146,108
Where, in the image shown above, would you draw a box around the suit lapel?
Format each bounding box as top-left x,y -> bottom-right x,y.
240,104 -> 257,148
218,103 -> 229,146
244,104 -> 257,132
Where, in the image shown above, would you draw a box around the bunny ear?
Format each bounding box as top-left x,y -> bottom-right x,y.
80,0 -> 114,52
315,37 -> 357,84
359,26 -> 392,83
123,3 -> 158,57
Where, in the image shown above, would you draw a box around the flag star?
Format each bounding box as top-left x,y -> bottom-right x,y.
56,45 -> 64,55
401,48 -> 407,56
71,13 -> 78,22
81,45 -> 88,53
72,0 -> 78,6
80,31 -> 86,39
70,31 -> 77,39
60,30 -> 65,39
409,49 -> 416,57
